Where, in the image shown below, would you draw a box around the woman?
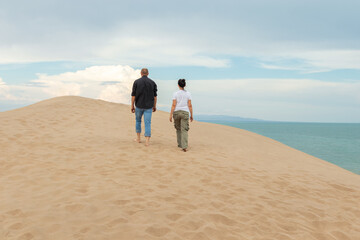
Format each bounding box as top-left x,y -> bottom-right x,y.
169,79 -> 193,152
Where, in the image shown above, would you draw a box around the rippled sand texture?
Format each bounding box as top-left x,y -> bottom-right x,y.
1,96 -> 359,240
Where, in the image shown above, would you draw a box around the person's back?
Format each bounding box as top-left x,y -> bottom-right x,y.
169,79 -> 193,152
133,76 -> 157,109
173,90 -> 192,112
131,68 -> 157,146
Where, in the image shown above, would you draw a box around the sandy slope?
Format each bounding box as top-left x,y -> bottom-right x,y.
0,96 -> 359,240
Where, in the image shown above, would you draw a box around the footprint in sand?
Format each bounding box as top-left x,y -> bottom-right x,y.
17,232 -> 34,240
6,209 -> 26,217
205,214 -> 237,226
64,204 -> 84,212
106,218 -> 128,228
9,222 -> 24,230
113,199 -> 130,206
166,213 -> 183,221
181,220 -> 204,231
145,226 -> 171,237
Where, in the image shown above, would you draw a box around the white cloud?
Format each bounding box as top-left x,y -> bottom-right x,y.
0,77 -> 8,95
260,50 -> 360,72
33,65 -> 139,83
98,83 -> 133,104
2,65 -> 139,105
0,78 -> 17,100
298,50 -> 360,72
30,65 -> 140,103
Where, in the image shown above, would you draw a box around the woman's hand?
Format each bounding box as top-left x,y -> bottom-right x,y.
190,116 -> 193,122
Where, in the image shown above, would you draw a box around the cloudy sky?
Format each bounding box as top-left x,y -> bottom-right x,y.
0,0 -> 359,122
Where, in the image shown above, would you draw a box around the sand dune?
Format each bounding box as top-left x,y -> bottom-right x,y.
0,96 -> 359,240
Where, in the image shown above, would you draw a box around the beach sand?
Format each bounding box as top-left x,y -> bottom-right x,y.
1,96 -> 359,240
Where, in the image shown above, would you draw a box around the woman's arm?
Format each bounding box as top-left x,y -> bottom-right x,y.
188,100 -> 193,122
169,99 -> 177,122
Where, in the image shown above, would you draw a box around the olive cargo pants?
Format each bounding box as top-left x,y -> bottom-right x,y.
173,110 -> 189,149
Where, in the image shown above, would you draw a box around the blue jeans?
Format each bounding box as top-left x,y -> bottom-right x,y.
135,108 -> 153,137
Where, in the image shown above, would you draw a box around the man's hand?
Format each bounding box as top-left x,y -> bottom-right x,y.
131,106 -> 135,113
190,116 -> 193,122
169,115 -> 172,122
153,107 -> 156,112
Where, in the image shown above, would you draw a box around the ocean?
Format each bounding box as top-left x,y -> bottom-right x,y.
203,121 -> 360,175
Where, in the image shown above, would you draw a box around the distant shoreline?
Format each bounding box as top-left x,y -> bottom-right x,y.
196,115 -> 360,124
199,119 -> 360,175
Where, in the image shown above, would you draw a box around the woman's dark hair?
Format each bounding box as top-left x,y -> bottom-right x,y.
178,79 -> 186,88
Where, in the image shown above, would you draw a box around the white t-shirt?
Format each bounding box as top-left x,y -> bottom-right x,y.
173,90 -> 192,112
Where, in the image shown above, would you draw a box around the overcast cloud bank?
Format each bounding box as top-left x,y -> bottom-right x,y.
1,1 -> 360,71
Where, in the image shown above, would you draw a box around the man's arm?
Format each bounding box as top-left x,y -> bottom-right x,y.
131,81 -> 136,113
153,82 -> 158,112
131,96 -> 135,113
153,96 -> 157,112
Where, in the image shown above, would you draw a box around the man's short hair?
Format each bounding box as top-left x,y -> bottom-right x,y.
141,68 -> 149,75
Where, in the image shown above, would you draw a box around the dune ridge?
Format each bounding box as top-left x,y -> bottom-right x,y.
1,96 -> 359,240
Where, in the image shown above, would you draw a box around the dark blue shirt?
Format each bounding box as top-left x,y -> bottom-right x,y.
131,76 -> 158,109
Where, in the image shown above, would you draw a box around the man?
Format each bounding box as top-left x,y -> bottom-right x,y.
131,68 -> 157,146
